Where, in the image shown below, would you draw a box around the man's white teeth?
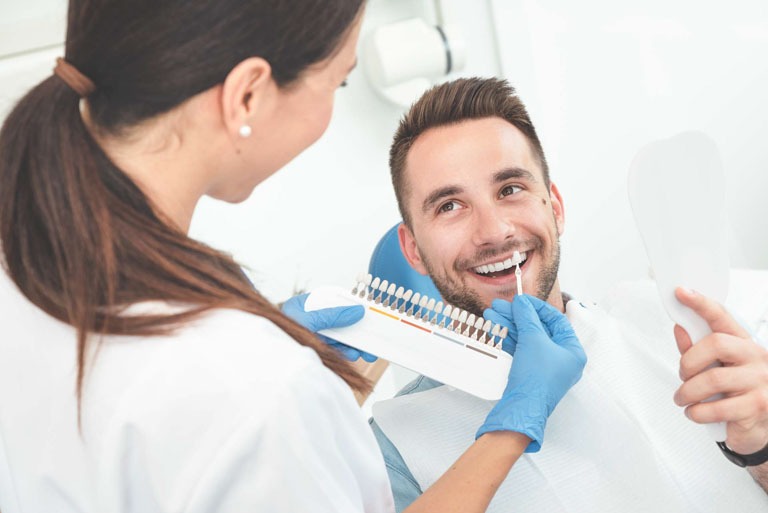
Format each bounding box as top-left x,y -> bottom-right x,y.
473,252 -> 527,275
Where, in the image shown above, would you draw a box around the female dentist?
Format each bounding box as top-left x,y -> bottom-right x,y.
0,1 -> 585,512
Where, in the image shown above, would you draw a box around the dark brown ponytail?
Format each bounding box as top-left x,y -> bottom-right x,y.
0,0 -> 369,408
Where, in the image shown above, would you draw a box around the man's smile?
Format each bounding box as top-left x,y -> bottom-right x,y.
471,251 -> 529,277
463,250 -> 533,292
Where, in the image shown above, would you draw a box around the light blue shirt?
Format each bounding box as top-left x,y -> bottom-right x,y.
369,375 -> 443,513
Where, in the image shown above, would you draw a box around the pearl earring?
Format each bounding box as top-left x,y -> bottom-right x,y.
239,124 -> 252,138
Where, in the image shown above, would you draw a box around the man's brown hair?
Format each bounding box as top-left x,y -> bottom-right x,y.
389,77 -> 550,226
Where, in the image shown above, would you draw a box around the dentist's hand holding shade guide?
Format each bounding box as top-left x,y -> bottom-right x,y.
628,131 -> 730,442
303,250 -> 527,401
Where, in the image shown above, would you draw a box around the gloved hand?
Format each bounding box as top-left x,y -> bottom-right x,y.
477,294 -> 586,452
281,293 -> 377,362
483,298 -> 556,354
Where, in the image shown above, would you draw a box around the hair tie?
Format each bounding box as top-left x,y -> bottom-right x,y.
53,58 -> 96,97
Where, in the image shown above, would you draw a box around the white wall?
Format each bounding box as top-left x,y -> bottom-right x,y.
491,0 -> 768,301
1,1 -> 766,404
0,1 -> 66,116
190,0 -> 768,304
4,1 -> 764,304
0,1 -> 66,59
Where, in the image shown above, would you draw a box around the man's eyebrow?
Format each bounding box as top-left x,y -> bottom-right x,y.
422,185 -> 463,214
347,58 -> 358,73
492,167 -> 537,184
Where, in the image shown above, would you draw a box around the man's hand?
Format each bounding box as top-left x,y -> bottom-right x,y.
672,287 -> 768,455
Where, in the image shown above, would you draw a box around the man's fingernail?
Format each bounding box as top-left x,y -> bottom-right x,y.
681,287 -> 697,296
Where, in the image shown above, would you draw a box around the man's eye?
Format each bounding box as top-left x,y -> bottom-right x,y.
438,201 -> 459,214
338,79 -> 349,88
500,185 -> 522,197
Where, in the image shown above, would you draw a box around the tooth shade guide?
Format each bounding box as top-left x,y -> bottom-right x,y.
352,273 -> 364,295
457,310 -> 469,334
392,286 -> 405,310
440,305 -> 452,328
347,274 -> 504,346
383,283 -> 397,307
347,274 -> 514,352
472,317 -> 485,340
417,296 -> 429,318
407,292 -> 421,315
495,325 -> 508,348
513,250 -> 524,296
423,298 -> 436,321
368,277 -> 380,301
450,308 -> 460,327
479,319 -> 492,343
303,277 -> 514,399
400,289 -> 413,313
361,273 -> 373,297
375,280 -> 389,303
465,314 -> 476,337
431,301 -> 443,324
490,324 -> 501,345
408,292 -> 421,315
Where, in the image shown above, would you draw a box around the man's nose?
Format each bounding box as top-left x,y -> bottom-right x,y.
471,206 -> 515,246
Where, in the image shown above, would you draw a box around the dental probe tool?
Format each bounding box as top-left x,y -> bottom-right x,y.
513,250 -> 523,296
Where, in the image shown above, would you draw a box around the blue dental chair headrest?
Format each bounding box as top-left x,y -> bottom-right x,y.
368,222 -> 442,300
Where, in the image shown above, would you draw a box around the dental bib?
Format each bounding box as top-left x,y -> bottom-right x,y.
373,290 -> 768,512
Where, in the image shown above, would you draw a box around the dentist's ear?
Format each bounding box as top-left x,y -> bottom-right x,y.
398,223 -> 429,275
220,57 -> 274,140
549,182 -> 565,236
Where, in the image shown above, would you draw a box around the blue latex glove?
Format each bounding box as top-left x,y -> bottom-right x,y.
483,298 -> 555,354
477,294 -> 586,452
281,293 -> 377,362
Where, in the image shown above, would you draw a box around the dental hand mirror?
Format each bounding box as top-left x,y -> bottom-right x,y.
628,131 -> 729,442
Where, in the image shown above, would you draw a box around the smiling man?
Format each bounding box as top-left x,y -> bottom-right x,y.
394,116 -> 563,316
370,77 -> 768,512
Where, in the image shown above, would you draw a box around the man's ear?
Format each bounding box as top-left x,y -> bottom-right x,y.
398,223 -> 429,275
549,182 -> 565,236
219,57 -> 274,139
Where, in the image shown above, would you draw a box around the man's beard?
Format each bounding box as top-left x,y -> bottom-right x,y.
420,236 -> 561,317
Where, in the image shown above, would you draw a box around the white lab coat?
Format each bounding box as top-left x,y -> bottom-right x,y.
0,270 -> 394,513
